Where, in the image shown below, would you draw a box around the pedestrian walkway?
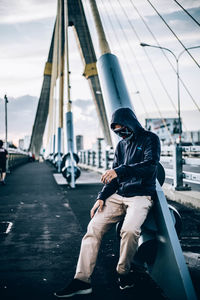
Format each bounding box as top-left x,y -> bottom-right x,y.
0,162 -> 84,300
0,162 -> 199,299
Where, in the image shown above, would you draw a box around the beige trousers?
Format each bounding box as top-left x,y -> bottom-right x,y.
74,193 -> 153,283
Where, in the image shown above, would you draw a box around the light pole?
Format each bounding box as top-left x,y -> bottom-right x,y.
140,43 -> 200,144
4,95 -> 8,149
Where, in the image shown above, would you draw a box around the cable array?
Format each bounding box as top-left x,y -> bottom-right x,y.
147,0 -> 200,69
98,0 -> 149,117
129,0 -> 200,113
173,0 -> 200,27
102,0 -> 176,142
82,0 -> 200,143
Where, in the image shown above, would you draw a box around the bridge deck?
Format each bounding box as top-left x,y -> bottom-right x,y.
0,162 -> 199,299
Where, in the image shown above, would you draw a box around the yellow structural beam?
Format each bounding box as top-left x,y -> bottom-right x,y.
83,62 -> 97,79
44,62 -> 52,76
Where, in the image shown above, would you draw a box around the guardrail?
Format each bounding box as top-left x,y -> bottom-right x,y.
7,149 -> 29,171
78,144 -> 200,190
160,145 -> 200,189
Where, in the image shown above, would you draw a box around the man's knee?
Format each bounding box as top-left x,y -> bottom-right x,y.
120,227 -> 141,240
86,221 -> 105,239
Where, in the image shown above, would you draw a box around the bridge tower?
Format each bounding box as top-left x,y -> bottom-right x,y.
30,0 -> 112,159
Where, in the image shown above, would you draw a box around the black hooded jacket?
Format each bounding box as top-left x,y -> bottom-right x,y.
97,107 -> 161,202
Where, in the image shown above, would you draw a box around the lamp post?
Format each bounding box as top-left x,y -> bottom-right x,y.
4,95 -> 8,149
140,43 -> 200,144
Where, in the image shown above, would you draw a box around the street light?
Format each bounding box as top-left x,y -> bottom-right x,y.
140,42 -> 200,144
4,95 -> 9,149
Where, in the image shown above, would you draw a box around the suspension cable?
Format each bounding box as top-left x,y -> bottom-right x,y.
118,0 -> 178,115
173,0 -> 200,27
119,0 -> 189,132
98,0 -> 149,117
129,0 -> 200,113
107,0 -> 174,144
147,0 -> 200,69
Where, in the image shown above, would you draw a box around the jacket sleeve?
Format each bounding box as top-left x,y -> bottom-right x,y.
96,178 -> 119,202
96,144 -> 120,202
114,134 -> 160,179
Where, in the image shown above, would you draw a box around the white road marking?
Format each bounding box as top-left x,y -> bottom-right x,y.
53,174 -> 67,185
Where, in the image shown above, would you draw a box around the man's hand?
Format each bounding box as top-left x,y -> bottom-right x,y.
90,200 -> 104,218
101,169 -> 117,184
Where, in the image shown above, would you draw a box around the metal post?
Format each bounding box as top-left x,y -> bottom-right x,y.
57,127 -> 62,172
176,59 -> 182,144
64,0 -> 76,188
152,182 -> 196,300
87,150 -> 91,165
173,144 -> 182,189
57,0 -> 64,174
81,151 -> 84,164
105,150 -> 109,170
90,5 -> 196,298
173,144 -> 191,191
83,151 -> 86,164
4,95 -> 8,149
79,151 -> 82,164
97,138 -> 103,168
70,151 -> 75,188
53,134 -> 56,154
92,151 -> 96,167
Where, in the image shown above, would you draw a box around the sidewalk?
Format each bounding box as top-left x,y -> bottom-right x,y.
0,162 -> 199,299
0,162 -> 84,300
163,183 -> 200,209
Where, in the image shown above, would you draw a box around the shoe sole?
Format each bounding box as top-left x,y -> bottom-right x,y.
119,284 -> 135,290
54,288 -> 92,298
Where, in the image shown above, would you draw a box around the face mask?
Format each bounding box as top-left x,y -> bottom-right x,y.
114,127 -> 133,139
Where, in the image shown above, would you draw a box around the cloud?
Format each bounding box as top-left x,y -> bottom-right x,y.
96,0 -> 200,23
0,95 -> 38,144
1,0 -> 199,144
0,0 -> 57,24
71,98 -> 103,148
74,98 -> 92,109
0,95 -> 102,149
0,11 -> 55,97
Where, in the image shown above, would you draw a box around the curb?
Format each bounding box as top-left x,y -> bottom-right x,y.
163,183 -> 200,209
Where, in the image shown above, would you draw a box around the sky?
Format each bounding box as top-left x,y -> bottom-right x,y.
0,0 -> 200,148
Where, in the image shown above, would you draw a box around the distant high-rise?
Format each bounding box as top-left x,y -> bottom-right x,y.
18,139 -> 24,150
24,135 -> 31,150
18,135 -> 31,150
76,135 -> 83,152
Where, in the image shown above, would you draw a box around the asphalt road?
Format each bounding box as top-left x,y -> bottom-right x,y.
0,162 -> 199,300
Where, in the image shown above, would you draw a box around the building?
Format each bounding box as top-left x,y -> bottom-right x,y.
18,139 -> 24,150
145,118 -> 180,144
145,118 -> 200,145
24,135 -> 31,150
18,135 -> 31,151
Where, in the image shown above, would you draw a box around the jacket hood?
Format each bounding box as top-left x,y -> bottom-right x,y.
110,107 -> 143,134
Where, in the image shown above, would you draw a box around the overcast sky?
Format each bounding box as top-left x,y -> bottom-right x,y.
0,0 -> 200,147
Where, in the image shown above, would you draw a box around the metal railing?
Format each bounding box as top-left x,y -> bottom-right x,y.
7,149 -> 29,171
78,145 -> 200,189
160,145 -> 200,189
